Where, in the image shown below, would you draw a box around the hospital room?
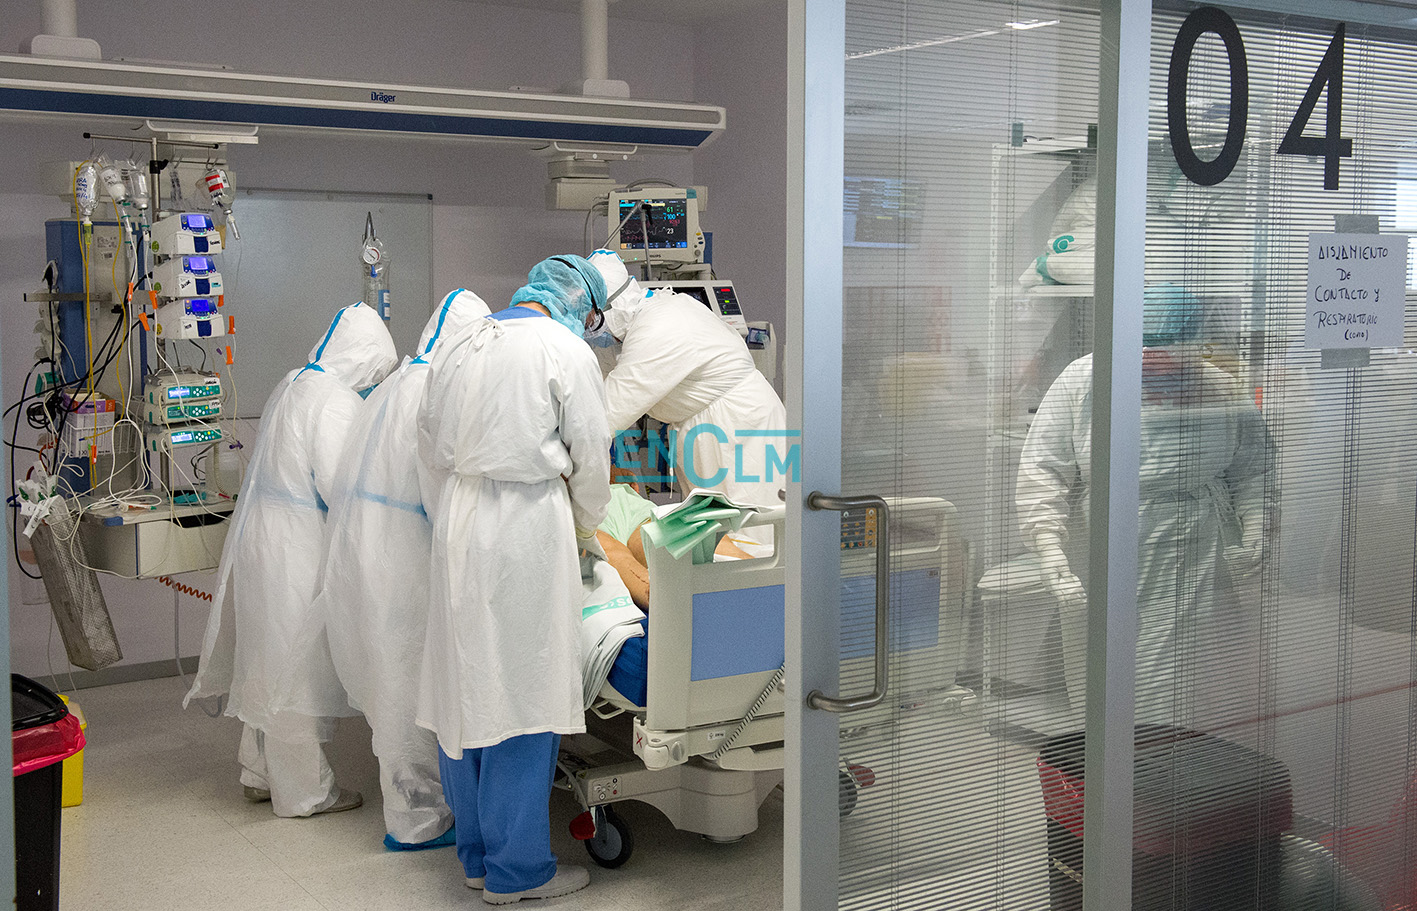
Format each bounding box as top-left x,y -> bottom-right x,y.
3,1 -> 1417,909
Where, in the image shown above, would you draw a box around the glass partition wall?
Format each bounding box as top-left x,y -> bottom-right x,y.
833,2 -> 1105,908
1133,5 -> 1417,910
795,0 -> 1417,908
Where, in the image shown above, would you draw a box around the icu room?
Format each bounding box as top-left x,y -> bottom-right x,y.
5,1 -> 1417,910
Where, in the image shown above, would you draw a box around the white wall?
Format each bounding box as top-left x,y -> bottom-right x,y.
1,1 -> 790,680
692,6 -> 790,397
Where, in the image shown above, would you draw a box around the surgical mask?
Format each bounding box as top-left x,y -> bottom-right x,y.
584,325 -> 616,348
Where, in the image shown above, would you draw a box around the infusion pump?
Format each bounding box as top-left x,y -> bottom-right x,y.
644,280 -> 748,336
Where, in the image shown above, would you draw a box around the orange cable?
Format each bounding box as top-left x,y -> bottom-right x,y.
157,576 -> 213,602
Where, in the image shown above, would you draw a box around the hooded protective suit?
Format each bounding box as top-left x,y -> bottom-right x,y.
297,289 -> 489,844
186,301 -> 397,816
1016,345 -> 1271,727
587,249 -> 787,510
416,262 -> 611,757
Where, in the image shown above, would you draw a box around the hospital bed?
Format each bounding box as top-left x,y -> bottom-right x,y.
558,496 -> 968,868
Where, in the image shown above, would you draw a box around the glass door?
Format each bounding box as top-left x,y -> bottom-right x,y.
791,1 -> 1417,908
790,1 -> 1107,907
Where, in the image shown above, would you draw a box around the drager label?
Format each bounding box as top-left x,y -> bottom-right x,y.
370,91 -> 397,104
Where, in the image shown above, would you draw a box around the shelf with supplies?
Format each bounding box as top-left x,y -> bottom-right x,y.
991,284 -> 1095,299
975,131 -> 1098,715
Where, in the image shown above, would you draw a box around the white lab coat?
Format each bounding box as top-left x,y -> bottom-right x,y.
1016,352 -> 1271,726
416,311 -> 611,758
605,290 -> 788,509
289,291 -> 488,842
186,302 -> 399,735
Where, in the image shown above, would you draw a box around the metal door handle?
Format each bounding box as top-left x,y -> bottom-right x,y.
805,492 -> 890,713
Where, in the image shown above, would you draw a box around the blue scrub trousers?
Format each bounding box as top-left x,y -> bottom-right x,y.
438,733 -> 562,893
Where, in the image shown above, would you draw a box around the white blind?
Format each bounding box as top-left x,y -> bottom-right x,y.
839,1 -> 1101,908
1138,5 -> 1417,908
833,1 -> 1417,908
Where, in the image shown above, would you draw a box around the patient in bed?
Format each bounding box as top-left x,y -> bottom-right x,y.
587,477 -> 757,709
595,478 -> 753,611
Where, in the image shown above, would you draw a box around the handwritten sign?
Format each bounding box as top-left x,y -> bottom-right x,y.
1306,233 -> 1408,349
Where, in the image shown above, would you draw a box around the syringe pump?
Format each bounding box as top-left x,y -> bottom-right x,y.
147,424 -> 223,454
152,256 -> 223,298
146,372 -> 221,404
149,213 -> 225,256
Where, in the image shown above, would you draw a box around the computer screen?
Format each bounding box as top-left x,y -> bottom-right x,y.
843,176 -> 923,248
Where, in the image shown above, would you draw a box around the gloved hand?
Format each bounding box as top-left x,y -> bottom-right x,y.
1224,510 -> 1272,577
1035,532 -> 1085,607
577,527 -> 606,561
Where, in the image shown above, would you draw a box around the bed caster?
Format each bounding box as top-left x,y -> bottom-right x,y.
584,805 -> 634,869
839,764 -> 875,819
839,770 -> 860,818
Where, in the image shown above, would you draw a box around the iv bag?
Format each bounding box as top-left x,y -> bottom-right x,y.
73,161 -> 98,226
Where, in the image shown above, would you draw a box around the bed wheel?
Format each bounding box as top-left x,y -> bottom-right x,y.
839,770 -> 859,819
585,805 -> 634,869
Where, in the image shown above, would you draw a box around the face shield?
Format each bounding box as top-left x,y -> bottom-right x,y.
588,249 -> 646,340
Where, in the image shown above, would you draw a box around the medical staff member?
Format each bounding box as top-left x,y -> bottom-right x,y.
1016,285 -> 1271,727
417,256 -> 611,904
186,301 -> 398,817
587,249 -> 788,510
304,289 -> 490,849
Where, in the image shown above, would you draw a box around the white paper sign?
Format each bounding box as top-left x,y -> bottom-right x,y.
1306,233 -> 1408,349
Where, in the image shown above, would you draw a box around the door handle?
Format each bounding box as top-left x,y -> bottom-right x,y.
805,492 -> 890,713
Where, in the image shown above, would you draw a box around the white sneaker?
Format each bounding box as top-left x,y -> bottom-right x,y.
482,865 -> 590,905
467,877 -> 485,890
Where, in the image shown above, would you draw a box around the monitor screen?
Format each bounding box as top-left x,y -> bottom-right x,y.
618,197 -> 690,253
843,176 -> 923,248
669,285 -> 712,308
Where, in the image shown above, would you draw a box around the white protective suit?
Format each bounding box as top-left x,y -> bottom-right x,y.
588,250 -> 788,510
301,289 -> 489,843
186,301 -> 397,816
416,310 -> 612,757
1016,352 -> 1271,727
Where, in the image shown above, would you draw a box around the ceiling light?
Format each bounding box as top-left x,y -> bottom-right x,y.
847,28 -> 1001,61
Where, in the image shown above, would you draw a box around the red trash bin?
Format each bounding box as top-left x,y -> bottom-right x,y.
1037,724 -> 1292,911
13,674 -> 85,911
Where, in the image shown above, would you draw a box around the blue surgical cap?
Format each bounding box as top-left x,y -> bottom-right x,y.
1142,282 -> 1203,348
511,254 -> 607,337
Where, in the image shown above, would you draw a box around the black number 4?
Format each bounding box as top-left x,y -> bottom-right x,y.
1277,24 -> 1353,190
